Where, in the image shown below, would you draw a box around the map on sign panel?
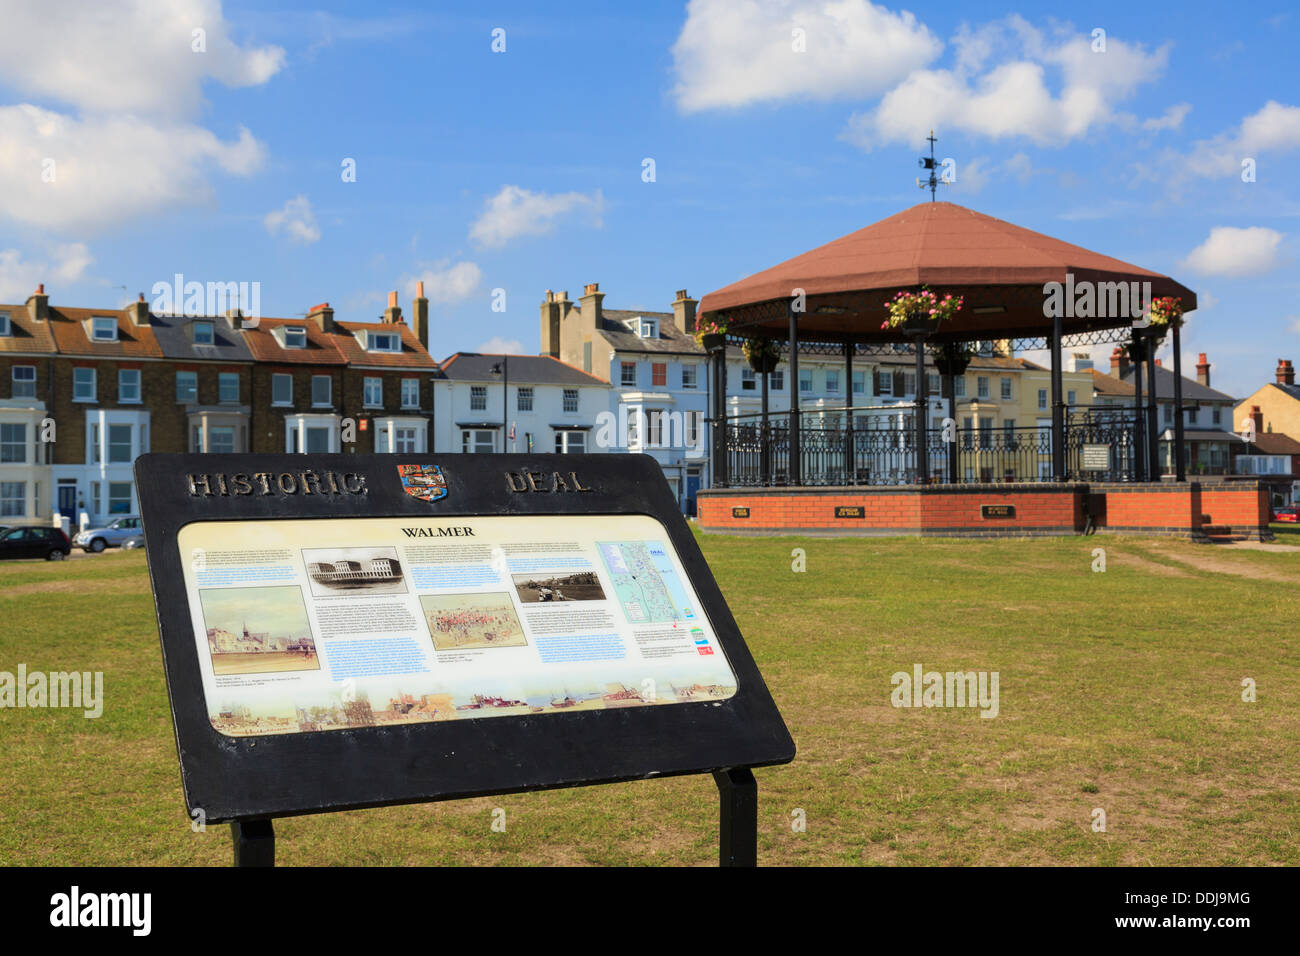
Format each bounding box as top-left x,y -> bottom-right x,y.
597,541 -> 697,624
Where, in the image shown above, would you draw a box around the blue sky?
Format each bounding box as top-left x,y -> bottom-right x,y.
0,0 -> 1296,398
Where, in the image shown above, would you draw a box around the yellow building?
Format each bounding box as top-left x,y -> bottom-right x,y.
1234,359 -> 1300,438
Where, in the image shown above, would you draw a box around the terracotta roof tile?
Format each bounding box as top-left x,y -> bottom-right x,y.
0,304 -> 58,354
47,306 -> 163,358
240,316 -> 346,365
333,320 -> 437,369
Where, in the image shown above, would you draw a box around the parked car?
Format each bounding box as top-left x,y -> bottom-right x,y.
72,516 -> 143,552
1273,505 -> 1300,523
0,526 -> 71,561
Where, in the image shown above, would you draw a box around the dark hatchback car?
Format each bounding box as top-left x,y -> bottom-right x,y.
0,526 -> 72,561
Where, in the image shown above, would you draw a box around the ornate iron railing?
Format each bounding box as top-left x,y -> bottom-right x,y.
719,407 -> 1140,486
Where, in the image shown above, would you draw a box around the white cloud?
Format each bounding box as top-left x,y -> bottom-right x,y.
469,186 -> 603,249
1287,315 -> 1300,334
263,195 -> 320,243
844,17 -> 1168,148
404,261 -> 482,303
1142,102 -> 1190,132
476,336 -> 527,355
0,242 -> 93,300
0,0 -> 284,119
670,0 -> 940,112
1181,227 -> 1285,277
1182,101 -> 1300,178
0,0 -> 279,234
949,156 -> 990,194
0,106 -> 266,233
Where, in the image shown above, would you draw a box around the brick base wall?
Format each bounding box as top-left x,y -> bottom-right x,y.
697,480 -> 1272,541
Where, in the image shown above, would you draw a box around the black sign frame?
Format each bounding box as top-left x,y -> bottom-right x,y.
135,452 -> 794,865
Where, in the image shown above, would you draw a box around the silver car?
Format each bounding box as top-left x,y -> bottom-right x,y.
73,516 -> 143,552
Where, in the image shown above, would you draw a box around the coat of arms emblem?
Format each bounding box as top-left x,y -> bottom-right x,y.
397,464 -> 447,502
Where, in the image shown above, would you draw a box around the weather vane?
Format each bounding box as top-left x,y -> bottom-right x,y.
916,130 -> 944,201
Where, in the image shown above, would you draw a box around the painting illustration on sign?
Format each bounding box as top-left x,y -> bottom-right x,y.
398,464 -> 447,502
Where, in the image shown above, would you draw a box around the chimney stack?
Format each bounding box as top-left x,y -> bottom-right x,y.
383,290 -> 402,325
127,292 -> 149,327
671,289 -> 698,333
225,308 -> 244,329
1110,346 -> 1130,379
1251,405 -> 1264,435
411,281 -> 429,351
1196,352 -> 1210,387
1276,358 -> 1295,386
307,301 -> 334,334
580,282 -> 604,328
26,283 -> 48,323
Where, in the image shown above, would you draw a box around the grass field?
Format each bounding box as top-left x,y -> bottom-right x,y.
1,530 -> 1297,866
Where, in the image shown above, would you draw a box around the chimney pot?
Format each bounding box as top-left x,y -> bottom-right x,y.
1196,352 -> 1211,387
26,284 -> 50,322
671,288 -> 698,333
1110,346 -> 1130,378
410,286 -> 429,351
307,302 -> 334,334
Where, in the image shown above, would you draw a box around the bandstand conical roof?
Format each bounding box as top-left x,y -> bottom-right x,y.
698,201 -> 1196,344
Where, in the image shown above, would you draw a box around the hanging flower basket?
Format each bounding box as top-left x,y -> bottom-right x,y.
934,343 -> 974,377
742,338 -> 780,372
1146,296 -> 1184,330
694,318 -> 728,352
882,287 -> 964,335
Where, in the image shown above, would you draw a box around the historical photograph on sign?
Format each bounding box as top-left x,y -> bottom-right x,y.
198,585 -> 319,676
301,546 -> 408,597
421,591 -> 528,650
512,570 -> 606,603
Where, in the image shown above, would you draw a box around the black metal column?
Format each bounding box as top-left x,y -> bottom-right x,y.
711,344 -> 728,487
231,818 -> 275,867
1146,333 -> 1161,480
913,335 -> 929,483
760,363 -> 771,485
1133,344 -> 1146,481
844,342 -> 854,484
788,303 -> 801,486
1050,312 -> 1065,480
714,767 -> 757,867
944,370 -> 958,484
1172,323 -> 1186,481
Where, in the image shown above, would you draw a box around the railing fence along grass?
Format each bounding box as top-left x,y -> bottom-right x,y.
719,406 -> 1140,487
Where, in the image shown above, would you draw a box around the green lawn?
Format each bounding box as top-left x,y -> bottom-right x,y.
1,532 -> 1297,866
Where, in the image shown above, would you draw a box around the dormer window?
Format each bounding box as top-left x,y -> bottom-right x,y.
367,331 -> 401,352
283,326 -> 307,349
192,321 -> 215,345
0,313 -> 9,336
91,316 -> 119,342
639,318 -> 658,339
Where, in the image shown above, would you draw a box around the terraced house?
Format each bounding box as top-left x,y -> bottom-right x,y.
0,284 -> 441,530
540,284 -> 710,512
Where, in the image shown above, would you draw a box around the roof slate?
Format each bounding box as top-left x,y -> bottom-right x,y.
439,352 -> 611,387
